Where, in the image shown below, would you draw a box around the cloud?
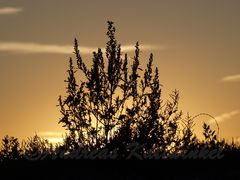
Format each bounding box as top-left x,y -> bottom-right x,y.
121,44 -> 163,52
0,42 -> 162,55
0,42 -> 79,54
208,110 -> 240,124
37,132 -> 64,144
0,7 -> 22,15
37,132 -> 63,137
221,74 -> 240,82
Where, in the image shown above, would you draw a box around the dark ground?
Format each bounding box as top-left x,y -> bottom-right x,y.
0,159 -> 239,180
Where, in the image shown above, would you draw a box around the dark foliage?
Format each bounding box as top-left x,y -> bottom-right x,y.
57,21 -> 189,156
0,135 -> 22,161
1,21 -> 240,162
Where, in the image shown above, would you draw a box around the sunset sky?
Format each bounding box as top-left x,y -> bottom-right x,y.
0,0 -> 240,144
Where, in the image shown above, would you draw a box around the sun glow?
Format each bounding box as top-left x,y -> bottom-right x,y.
46,137 -> 64,144
37,131 -> 64,144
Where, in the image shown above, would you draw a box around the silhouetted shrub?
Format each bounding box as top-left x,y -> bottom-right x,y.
0,21 -> 239,162
0,135 -> 22,161
56,21 -> 240,159
57,21 -> 185,155
22,134 -> 53,160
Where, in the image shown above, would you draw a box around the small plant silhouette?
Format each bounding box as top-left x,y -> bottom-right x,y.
22,134 -> 53,160
0,135 -> 22,161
